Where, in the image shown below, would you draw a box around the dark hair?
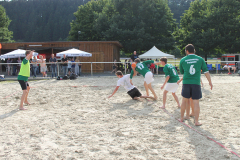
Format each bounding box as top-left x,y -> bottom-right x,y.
116,71 -> 123,76
25,50 -> 31,56
134,58 -> 141,63
185,44 -> 195,53
160,57 -> 167,64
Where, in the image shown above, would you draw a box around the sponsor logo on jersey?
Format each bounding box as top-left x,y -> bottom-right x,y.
185,59 -> 199,64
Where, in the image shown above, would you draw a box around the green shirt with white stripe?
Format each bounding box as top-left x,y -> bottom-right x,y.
179,54 -> 208,85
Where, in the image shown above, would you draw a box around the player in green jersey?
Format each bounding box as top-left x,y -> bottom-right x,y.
179,44 -> 213,126
18,50 -> 34,110
159,57 -> 180,109
130,58 -> 161,100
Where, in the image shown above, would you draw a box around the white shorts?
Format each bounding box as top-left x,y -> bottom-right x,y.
144,72 -> 154,84
41,67 -> 47,72
165,83 -> 179,93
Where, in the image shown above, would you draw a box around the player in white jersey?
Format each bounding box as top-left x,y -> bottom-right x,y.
108,71 -> 155,100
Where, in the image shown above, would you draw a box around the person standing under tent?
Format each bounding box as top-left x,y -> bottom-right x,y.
71,58 -> 75,73
7,58 -> 12,76
31,56 -> 38,78
38,55 -> 47,77
49,54 -> 57,78
67,58 -> 72,75
61,54 -> 68,76
17,57 -> 21,75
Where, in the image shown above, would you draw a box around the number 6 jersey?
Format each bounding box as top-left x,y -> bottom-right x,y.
179,54 -> 208,85
130,60 -> 153,79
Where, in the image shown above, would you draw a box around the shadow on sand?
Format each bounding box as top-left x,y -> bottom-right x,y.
0,108 -> 19,120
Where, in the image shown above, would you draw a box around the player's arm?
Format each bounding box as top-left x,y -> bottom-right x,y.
161,76 -> 170,90
177,77 -> 183,85
204,72 -> 212,90
108,86 -> 120,98
200,78 -> 203,87
25,50 -> 34,61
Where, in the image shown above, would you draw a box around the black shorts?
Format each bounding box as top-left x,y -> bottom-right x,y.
127,87 -> 142,99
18,80 -> 29,90
181,84 -> 202,100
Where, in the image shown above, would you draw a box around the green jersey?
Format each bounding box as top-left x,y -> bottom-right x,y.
130,60 -> 153,79
163,64 -> 179,83
179,54 -> 208,85
18,58 -> 29,82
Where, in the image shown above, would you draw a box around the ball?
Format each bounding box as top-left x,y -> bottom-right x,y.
131,63 -> 136,68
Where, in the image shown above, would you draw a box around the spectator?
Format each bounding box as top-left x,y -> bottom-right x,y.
12,58 -> 18,76
68,58 -> 72,75
150,63 -> 155,74
131,51 -> 139,62
61,54 -> 68,76
17,57 -> 21,75
75,59 -> 82,76
7,58 -> 12,75
223,63 -> 236,74
127,59 -> 132,73
111,59 -> 118,74
49,54 -> 57,78
31,56 -> 38,78
71,58 -> 75,73
38,55 -> 47,77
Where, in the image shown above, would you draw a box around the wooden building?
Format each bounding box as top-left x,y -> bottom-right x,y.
0,41 -> 123,73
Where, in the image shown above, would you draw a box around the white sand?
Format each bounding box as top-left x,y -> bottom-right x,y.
0,75 -> 240,159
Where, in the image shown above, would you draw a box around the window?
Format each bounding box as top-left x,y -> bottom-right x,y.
228,58 -> 234,61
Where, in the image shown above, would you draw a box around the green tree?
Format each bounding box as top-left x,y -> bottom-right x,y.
95,0 -> 177,53
0,5 -> 13,42
68,0 -> 108,41
176,0 -> 240,59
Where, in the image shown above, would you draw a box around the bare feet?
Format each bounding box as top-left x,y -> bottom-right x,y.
160,106 -> 165,109
24,102 -> 31,105
19,107 -> 27,110
195,122 -> 202,126
179,118 -> 184,122
153,97 -> 158,101
190,113 -> 194,117
184,116 -> 190,120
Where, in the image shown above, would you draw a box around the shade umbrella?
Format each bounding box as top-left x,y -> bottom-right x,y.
56,48 -> 92,57
2,49 -> 38,58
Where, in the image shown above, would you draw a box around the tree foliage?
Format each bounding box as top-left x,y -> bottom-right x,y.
0,5 -> 13,42
176,0 -> 240,57
69,0 -> 177,53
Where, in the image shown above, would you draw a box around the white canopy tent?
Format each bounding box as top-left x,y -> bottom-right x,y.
139,46 -> 174,59
56,48 -> 92,57
1,49 -> 38,58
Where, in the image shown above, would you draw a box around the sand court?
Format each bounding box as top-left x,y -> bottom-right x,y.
0,75 -> 240,159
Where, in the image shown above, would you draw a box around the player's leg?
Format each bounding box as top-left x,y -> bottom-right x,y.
193,100 -> 201,126
18,80 -> 28,110
180,84 -> 191,122
160,90 -> 168,109
192,84 -> 202,126
140,95 -> 155,100
172,92 -> 181,108
228,67 -> 231,73
148,83 -> 157,100
189,98 -> 194,117
144,81 -> 149,96
24,83 -> 31,105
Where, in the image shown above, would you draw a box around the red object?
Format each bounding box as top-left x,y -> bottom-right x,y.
37,54 -> 46,59
150,63 -> 155,69
0,43 -> 2,49
222,56 -> 235,57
